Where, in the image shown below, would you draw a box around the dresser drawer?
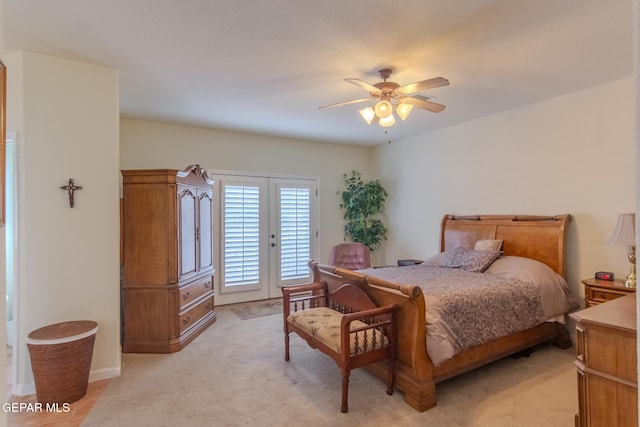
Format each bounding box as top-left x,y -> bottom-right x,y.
179,276 -> 213,309
179,295 -> 214,333
584,326 -> 637,382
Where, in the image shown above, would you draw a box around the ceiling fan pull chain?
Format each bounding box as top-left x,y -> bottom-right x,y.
383,124 -> 393,143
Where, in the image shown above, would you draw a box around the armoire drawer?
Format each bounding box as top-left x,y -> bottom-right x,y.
179,295 -> 214,333
179,276 -> 213,309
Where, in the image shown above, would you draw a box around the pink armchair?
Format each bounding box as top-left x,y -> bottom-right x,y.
329,243 -> 371,270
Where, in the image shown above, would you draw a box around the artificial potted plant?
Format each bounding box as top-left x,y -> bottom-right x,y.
338,170 -> 388,251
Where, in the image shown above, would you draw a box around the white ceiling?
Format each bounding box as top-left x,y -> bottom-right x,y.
2,0 -> 633,146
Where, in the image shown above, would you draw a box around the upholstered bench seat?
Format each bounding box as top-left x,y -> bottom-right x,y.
287,307 -> 389,355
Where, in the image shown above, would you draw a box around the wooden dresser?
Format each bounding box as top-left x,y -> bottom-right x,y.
121,165 -> 216,353
570,294 -> 637,427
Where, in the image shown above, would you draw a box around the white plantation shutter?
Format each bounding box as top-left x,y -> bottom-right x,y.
279,187 -> 311,281
223,185 -> 260,286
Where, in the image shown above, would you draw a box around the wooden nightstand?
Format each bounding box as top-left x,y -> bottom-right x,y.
581,278 -> 636,307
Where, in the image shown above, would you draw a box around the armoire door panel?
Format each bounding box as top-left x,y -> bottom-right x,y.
178,185 -> 198,282
198,189 -> 214,273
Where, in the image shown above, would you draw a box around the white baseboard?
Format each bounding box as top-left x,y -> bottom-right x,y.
13,382 -> 35,397
12,367 -> 120,397
89,366 -> 120,382
6,320 -> 14,348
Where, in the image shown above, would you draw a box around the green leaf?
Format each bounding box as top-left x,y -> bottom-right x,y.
337,170 -> 388,251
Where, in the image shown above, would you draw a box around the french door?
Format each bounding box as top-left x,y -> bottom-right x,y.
212,173 -> 318,305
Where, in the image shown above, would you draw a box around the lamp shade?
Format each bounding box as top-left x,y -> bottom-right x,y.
358,107 -> 375,124
378,114 -> 395,128
396,102 -> 413,121
374,100 -> 393,118
608,213 -> 636,246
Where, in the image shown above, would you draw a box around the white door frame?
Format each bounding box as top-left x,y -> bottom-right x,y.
211,170 -> 319,305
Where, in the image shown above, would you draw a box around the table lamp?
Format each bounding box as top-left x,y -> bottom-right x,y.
608,213 -> 636,288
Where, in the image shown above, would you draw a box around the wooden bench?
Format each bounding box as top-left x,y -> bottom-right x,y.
282,281 -> 397,413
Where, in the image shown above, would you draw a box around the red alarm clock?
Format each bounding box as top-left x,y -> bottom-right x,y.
595,271 -> 614,281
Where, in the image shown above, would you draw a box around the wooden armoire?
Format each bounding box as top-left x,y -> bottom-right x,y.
121,165 -> 216,353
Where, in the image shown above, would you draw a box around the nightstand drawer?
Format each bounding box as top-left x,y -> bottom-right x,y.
586,288 -> 630,304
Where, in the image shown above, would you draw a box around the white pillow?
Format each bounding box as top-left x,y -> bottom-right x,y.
474,239 -> 503,251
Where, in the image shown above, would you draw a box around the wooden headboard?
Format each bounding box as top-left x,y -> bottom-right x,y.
439,214 -> 571,278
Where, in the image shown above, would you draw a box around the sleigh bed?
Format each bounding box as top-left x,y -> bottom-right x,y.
309,214 -> 576,412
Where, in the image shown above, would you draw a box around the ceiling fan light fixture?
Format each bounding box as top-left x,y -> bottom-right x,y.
374,100 -> 393,118
396,102 -> 413,121
378,114 -> 395,128
359,107 -> 375,125
320,69 -> 449,135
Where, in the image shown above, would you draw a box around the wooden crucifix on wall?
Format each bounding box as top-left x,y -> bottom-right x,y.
60,178 -> 83,208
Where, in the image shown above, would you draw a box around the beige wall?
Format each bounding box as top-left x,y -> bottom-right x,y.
373,76 -> 636,303
5,52 -> 121,394
120,118 -> 374,268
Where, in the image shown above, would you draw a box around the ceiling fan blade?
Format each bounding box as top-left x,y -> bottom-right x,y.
318,98 -> 372,110
401,96 -> 446,113
344,78 -> 382,94
396,77 -> 449,95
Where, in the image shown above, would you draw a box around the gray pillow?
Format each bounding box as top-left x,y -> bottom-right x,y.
441,247 -> 502,272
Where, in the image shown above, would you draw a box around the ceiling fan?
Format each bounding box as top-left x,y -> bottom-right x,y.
319,68 -> 449,128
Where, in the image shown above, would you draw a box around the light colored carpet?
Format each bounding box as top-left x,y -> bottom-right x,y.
82,303 -> 578,427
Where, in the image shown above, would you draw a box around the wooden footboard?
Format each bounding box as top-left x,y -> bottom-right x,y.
309,260 -> 570,412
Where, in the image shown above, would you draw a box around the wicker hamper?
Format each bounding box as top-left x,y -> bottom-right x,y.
27,320 -> 98,404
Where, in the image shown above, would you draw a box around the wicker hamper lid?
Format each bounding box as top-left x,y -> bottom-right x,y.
27,321 -> 98,345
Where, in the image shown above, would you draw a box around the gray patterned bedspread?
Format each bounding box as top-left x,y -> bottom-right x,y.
358,264 -> 550,366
